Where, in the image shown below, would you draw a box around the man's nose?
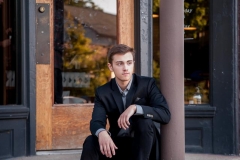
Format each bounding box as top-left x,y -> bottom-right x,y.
123,63 -> 128,70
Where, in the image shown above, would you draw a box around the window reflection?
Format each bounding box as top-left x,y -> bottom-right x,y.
152,0 -> 160,86
54,0 -> 116,104
0,0 -> 21,105
184,0 -> 209,104
152,0 -> 209,105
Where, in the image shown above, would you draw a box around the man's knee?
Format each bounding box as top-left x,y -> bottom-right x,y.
132,117 -> 154,133
81,135 -> 100,160
82,135 -> 98,151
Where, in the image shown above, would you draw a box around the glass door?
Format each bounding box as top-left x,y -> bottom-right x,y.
36,0 -> 134,150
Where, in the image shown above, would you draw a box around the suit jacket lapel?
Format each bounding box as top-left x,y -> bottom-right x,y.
111,79 -> 125,113
125,75 -> 137,108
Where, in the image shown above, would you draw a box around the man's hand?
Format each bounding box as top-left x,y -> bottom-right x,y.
98,130 -> 118,158
118,104 -> 137,130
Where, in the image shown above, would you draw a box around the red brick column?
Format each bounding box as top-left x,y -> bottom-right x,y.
160,0 -> 185,159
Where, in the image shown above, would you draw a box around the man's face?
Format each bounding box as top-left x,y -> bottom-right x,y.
108,52 -> 134,83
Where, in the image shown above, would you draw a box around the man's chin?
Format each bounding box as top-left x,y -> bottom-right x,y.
120,76 -> 131,81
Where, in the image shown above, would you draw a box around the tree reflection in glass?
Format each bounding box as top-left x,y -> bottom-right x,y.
184,0 -> 209,104
54,0 -> 116,104
152,0 -> 209,104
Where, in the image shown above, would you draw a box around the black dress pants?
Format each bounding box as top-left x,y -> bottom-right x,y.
80,117 -> 158,160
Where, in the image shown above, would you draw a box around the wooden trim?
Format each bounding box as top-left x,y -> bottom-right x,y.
185,105 -> 216,118
0,106 -> 29,119
52,103 -> 94,107
36,0 -> 54,150
134,0 -> 153,76
117,0 -> 134,47
26,0 -> 37,155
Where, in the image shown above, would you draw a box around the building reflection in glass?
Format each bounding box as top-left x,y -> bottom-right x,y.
152,0 -> 209,104
184,0 -> 209,104
54,0 -> 116,104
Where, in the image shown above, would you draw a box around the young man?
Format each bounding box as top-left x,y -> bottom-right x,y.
80,44 -> 171,160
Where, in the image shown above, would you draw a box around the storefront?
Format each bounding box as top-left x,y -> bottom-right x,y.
183,0 -> 238,154
0,0 -> 239,159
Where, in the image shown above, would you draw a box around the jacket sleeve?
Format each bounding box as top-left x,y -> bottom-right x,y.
140,78 -> 171,124
90,89 -> 107,135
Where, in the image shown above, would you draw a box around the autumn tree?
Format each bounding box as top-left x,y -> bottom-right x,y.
63,8 -> 110,99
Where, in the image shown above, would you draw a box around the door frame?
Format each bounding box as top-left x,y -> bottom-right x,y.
35,0 -> 135,150
26,0 -> 37,155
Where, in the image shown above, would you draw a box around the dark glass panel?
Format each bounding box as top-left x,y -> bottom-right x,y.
184,0 -> 209,104
0,0 -> 21,105
152,0 -> 209,104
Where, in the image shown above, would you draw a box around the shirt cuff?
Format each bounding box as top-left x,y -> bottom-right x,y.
95,128 -> 111,137
135,104 -> 144,115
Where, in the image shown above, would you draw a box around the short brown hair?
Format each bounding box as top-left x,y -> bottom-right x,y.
107,44 -> 135,64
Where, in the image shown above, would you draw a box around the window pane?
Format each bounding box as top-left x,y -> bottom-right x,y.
184,0 -> 209,104
152,0 -> 160,87
54,0 -> 116,104
153,0 -> 209,105
0,0 -> 21,105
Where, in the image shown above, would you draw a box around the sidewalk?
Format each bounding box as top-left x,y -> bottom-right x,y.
6,150 -> 240,160
185,153 -> 240,160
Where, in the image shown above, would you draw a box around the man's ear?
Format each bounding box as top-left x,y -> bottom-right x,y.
107,63 -> 113,72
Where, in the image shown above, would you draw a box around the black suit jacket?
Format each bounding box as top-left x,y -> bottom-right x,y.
90,74 -> 171,138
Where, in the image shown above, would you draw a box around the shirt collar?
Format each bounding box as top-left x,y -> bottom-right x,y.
116,75 -> 133,93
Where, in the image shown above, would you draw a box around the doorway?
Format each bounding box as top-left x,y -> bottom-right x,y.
36,0 -> 134,150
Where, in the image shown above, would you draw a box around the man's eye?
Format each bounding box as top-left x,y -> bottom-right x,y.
127,61 -> 132,65
117,63 -> 122,66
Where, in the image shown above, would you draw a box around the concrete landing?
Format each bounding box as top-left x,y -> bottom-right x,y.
5,150 -> 240,160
